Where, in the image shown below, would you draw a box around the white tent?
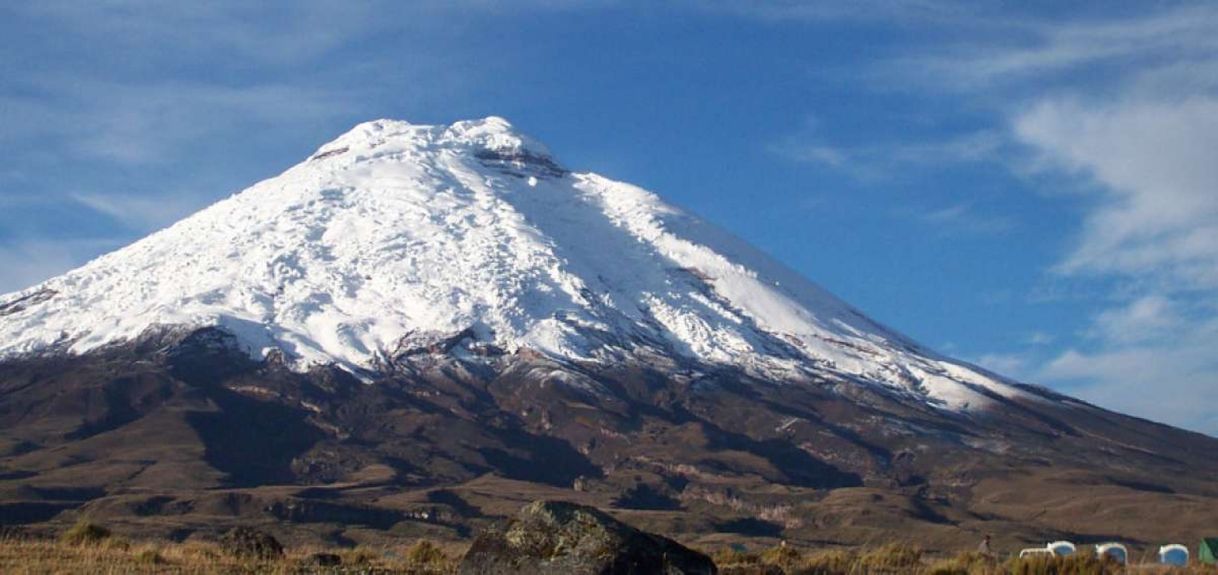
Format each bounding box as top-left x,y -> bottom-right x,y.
1095,543 -> 1128,564
1160,544 -> 1189,566
1047,541 -> 1076,556
1019,548 -> 1054,558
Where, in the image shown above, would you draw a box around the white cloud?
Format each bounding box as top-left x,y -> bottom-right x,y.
882,3 -> 1218,435
1012,93 -> 1218,434
1089,295 -> 1183,345
1041,317 -> 1218,435
1023,103 -> 1218,433
1014,97 -> 1218,289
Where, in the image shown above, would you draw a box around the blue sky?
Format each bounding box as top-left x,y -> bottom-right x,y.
2,1 -> 1216,435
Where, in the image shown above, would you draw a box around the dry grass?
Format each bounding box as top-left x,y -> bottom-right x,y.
714,542 -> 1218,574
0,532 -> 461,574
59,519 -> 114,547
8,527 -> 1218,574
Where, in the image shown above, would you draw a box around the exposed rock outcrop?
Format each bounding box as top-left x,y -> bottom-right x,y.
458,500 -> 716,575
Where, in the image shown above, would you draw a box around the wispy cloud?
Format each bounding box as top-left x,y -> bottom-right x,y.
908,4 -> 1218,434
773,125 -> 1015,235
0,0 -> 492,286
1041,315 -> 1218,435
762,0 -> 1218,434
910,202 -> 1014,236
1088,295 -> 1184,345
0,79 -> 354,166
1024,331 -> 1053,346
1015,97 -> 1218,289
19,2 -> 386,67
688,0 -> 999,26
17,0 -> 614,68
69,191 -> 210,232
906,4 -> 1218,90
2,1 -> 536,169
1014,93 -> 1218,435
773,129 -> 1006,180
779,144 -> 848,169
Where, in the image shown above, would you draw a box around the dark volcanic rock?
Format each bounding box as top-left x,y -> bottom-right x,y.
458,500 -> 716,575
220,526 -> 284,559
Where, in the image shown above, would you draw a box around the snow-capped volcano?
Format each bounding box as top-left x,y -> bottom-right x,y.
0,117 -> 1024,409
6,118 -> 1218,549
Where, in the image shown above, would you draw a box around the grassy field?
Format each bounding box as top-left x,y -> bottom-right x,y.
711,543 -> 1218,575
3,522 -> 1217,574
0,522 -> 460,574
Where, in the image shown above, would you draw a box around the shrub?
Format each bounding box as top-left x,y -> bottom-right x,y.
59,519 -> 111,546
759,543 -> 803,570
406,539 -> 449,567
1004,551 -> 1115,575
926,551 -> 998,575
799,548 -> 859,575
859,543 -> 924,570
342,546 -> 378,565
713,547 -> 762,567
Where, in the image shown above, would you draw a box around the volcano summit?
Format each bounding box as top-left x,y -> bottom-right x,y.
1,118 -> 1216,550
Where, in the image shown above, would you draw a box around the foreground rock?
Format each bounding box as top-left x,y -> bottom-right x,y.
459,500 -> 716,575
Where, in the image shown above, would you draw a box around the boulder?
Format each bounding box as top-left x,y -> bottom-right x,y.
458,500 -> 716,575
220,526 -> 284,560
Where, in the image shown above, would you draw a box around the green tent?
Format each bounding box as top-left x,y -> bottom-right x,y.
1201,538 -> 1218,564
